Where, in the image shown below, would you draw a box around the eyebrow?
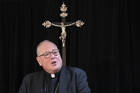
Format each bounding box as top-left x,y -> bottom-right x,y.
42,49 -> 59,54
39,49 -> 59,56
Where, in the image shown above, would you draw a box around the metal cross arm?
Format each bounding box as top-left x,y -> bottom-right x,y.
42,20 -> 84,47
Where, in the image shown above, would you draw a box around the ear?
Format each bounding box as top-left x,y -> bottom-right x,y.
36,57 -> 42,66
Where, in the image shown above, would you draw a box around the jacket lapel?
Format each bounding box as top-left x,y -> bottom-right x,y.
58,66 -> 71,93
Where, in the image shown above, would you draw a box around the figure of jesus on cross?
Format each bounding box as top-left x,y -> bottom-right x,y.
42,2 -> 84,65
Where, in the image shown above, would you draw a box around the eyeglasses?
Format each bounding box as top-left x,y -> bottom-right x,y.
38,49 -> 59,58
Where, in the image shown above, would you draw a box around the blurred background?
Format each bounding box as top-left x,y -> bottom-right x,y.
0,0 -> 139,93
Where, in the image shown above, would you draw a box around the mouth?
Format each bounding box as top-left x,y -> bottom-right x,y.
51,61 -> 57,65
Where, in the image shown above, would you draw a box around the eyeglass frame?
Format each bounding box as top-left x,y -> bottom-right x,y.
38,49 -> 60,58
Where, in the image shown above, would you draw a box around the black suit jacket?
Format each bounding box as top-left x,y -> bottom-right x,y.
18,66 -> 91,93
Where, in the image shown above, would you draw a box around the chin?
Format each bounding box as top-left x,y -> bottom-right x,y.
53,67 -> 61,72
53,67 -> 59,70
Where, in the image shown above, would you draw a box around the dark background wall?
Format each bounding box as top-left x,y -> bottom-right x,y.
0,0 -> 139,93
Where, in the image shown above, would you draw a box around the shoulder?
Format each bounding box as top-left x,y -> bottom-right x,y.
63,66 -> 87,76
22,70 -> 44,81
69,67 -> 85,73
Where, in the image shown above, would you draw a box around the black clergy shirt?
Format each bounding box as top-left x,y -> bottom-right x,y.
43,71 -> 60,93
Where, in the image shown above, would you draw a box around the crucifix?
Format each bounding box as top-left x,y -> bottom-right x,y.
42,2 -> 84,66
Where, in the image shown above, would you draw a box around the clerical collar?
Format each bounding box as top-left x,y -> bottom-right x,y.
44,70 -> 61,79
51,74 -> 55,78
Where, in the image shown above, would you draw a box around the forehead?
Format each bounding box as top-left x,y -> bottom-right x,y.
38,42 -> 58,52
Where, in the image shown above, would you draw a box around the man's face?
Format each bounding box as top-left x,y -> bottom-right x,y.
36,42 -> 62,74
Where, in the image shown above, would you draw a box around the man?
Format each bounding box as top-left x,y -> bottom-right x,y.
18,40 -> 91,93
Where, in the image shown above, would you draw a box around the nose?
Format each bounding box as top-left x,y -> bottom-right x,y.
50,55 -> 55,60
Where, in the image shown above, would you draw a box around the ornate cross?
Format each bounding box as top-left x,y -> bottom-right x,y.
42,2 -> 84,65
